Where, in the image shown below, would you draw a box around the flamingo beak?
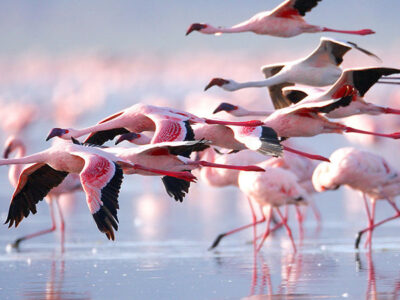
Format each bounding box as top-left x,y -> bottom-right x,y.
3,144 -> 12,158
212,103 -> 238,114
204,78 -> 230,91
115,132 -> 141,145
186,23 -> 207,35
46,128 -> 67,141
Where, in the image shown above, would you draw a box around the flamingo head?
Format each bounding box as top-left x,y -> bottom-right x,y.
46,128 -> 75,141
312,162 -> 341,192
3,136 -> 24,158
186,23 -> 208,35
115,132 -> 141,145
212,102 -> 238,115
204,78 -> 230,91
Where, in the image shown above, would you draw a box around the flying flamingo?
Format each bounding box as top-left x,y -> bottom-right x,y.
212,85 -> 400,140
104,139 -> 264,201
45,103 -> 263,146
0,140 -> 196,240
186,0 -> 375,38
281,67 -> 400,118
204,37 -> 381,109
312,147 -> 400,249
3,136 -> 82,249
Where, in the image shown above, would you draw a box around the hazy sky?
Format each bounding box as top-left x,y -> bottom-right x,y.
0,0 -> 399,57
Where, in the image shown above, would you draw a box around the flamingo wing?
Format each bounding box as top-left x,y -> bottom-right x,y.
72,152 -> 123,240
349,67 -> 400,97
84,128 -> 130,146
150,118 -> 194,145
261,64 -> 295,110
5,163 -> 68,228
133,140 -> 210,156
284,94 -> 353,115
271,0 -> 321,18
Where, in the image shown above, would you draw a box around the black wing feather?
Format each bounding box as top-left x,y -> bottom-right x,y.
5,165 -> 68,228
92,163 -> 123,240
161,176 -> 190,202
352,68 -> 400,97
293,0 -> 322,16
84,128 -> 130,146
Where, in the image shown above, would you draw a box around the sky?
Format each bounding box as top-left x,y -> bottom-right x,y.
0,0 -> 399,57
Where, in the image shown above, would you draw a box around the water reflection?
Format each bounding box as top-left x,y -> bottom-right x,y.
22,257 -> 90,300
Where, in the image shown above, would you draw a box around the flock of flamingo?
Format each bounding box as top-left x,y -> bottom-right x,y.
3,0 -> 400,254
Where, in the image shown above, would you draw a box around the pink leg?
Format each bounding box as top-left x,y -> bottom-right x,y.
209,198 -> 266,250
204,118 -> 263,127
344,126 -> 400,139
309,199 -> 322,224
295,206 -> 304,241
355,199 -> 400,248
379,106 -> 400,115
276,207 -> 297,252
322,27 -> 375,36
282,146 -> 330,162
364,200 -> 376,250
195,160 -> 264,172
10,199 -> 57,249
256,206 -> 272,253
54,199 -> 65,252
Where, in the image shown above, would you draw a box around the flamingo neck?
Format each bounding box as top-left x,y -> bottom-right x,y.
232,76 -> 284,90
236,109 -> 273,117
0,152 -> 47,166
209,23 -> 253,34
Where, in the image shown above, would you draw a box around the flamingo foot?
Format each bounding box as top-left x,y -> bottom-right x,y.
283,146 -> 330,162
322,28 -> 375,36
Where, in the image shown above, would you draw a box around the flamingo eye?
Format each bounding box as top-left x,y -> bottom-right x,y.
65,130 -> 69,134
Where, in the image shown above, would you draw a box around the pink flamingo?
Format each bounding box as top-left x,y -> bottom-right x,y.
105,139 -> 264,201
204,37 -> 381,108
0,140 -> 196,240
238,162 -> 308,252
281,67 -> 400,118
186,0 -> 374,37
212,85 -> 400,140
45,103 -> 263,146
3,136 -> 82,249
312,147 -> 400,249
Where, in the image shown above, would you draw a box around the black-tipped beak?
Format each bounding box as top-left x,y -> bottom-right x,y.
212,103 -> 238,114
46,128 -> 66,141
115,132 -> 140,145
186,23 -> 207,36
3,145 -> 12,158
204,78 -> 230,91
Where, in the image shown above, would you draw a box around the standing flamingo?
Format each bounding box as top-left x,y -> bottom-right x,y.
0,140 -> 196,240
312,147 -> 400,249
45,103 -> 263,146
186,0 -> 374,37
204,37 -> 381,109
3,136 -> 82,249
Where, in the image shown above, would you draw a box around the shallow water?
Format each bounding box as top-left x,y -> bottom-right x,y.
1,181 -> 400,300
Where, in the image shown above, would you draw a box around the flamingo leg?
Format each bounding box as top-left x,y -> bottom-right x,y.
54,199 -> 65,252
10,199 -> 57,249
208,199 -> 266,250
355,199 -> 400,248
379,106 -> 400,115
364,200 -> 376,249
322,27 -> 375,36
344,126 -> 400,139
276,207 -> 297,252
309,199 -> 322,224
295,206 -> 304,241
256,206 -> 272,253
282,146 -> 330,162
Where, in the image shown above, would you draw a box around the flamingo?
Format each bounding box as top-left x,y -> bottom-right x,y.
212,85 -> 400,140
312,147 -> 400,249
281,67 -> 400,118
237,162 -> 308,252
0,140 -> 196,240
186,0 -> 375,37
104,139 -> 264,201
204,37 -> 381,109
45,103 -> 263,146
3,136 -> 82,249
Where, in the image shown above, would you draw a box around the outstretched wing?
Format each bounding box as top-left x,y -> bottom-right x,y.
271,0 -> 322,18
72,152 -> 123,240
133,140 -> 210,156
261,64 -> 294,110
5,163 -> 68,228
